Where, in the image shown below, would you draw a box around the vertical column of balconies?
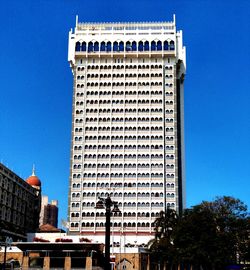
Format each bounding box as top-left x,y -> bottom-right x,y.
173,63 -> 178,212
72,64 -> 79,230
81,60 -> 98,233
162,58 -> 167,215
130,59 -> 138,234
80,61 -> 88,233
154,58 -> 164,228
94,59 -> 100,233
135,60 -> 139,233
148,72 -> 153,223
137,60 -> 141,232
99,59 -> 104,233
70,62 -> 87,231
164,60 -> 176,211
149,60 -> 153,232
92,61 -> 97,233
137,60 -> 143,233
136,59 -> 152,233
69,66 -> 76,230
151,59 -> 165,228
109,59 -> 119,233
121,59 -> 126,233
146,59 -> 150,233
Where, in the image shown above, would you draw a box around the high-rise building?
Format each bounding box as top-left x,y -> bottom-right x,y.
40,195 -> 58,228
67,15 -> 186,245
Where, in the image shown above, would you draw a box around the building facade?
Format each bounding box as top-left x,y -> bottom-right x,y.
0,163 -> 41,241
67,16 -> 186,245
2,242 -> 105,270
40,195 -> 59,228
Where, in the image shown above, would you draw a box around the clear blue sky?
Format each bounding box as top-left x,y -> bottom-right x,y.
1,0 -> 250,224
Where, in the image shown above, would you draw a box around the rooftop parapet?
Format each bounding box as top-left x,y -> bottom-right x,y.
75,15 -> 176,32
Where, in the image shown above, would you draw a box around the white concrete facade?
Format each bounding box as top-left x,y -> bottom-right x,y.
67,16 -> 186,246
39,195 -> 49,226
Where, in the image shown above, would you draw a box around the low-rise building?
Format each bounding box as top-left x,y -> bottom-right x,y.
0,163 -> 41,241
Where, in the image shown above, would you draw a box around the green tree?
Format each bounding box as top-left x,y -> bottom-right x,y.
148,197 -> 249,270
174,196 -> 249,270
148,208 -> 178,269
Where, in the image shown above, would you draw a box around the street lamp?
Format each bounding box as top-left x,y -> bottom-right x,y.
96,195 -> 120,270
0,236 -> 13,270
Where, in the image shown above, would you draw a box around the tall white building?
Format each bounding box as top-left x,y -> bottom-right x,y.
67,15 -> 186,246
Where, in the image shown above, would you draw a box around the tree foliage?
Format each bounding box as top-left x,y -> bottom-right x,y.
149,196 -> 250,270
148,208 -> 178,268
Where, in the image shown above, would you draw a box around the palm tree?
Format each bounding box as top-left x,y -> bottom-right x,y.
148,208 -> 178,270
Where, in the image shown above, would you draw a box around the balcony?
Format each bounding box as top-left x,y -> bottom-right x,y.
75,50 -> 175,58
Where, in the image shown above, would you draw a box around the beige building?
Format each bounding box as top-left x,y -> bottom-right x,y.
67,15 -> 186,246
1,230 -> 150,270
0,244 -> 149,270
0,242 -> 104,270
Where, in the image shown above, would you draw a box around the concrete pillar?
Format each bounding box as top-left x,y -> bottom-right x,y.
64,256 -> 71,270
22,255 -> 29,270
85,256 -> 92,270
43,256 -> 50,270
146,255 -> 150,270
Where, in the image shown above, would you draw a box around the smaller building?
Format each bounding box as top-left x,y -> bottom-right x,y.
26,230 -> 150,269
13,242 -> 104,270
40,195 -> 58,228
0,163 -> 41,241
1,228 -> 150,270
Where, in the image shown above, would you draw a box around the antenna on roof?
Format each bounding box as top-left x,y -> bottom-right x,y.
32,164 -> 36,176
76,15 -> 78,26
173,14 -> 176,25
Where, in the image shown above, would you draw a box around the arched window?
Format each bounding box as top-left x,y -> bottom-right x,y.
125,41 -> 131,51
107,41 -> 112,52
151,41 -> 156,51
132,41 -> 136,51
144,41 -> 149,51
119,41 -> 124,51
82,42 -> 86,51
157,41 -> 162,51
75,42 -> 81,52
113,41 -> 118,51
138,41 -> 143,51
88,42 -> 94,52
94,42 -> 99,51
170,40 -> 175,50
164,41 -> 168,50
100,42 -> 105,51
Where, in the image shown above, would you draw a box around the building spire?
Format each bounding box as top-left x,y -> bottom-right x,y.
76,15 -> 78,27
32,164 -> 36,176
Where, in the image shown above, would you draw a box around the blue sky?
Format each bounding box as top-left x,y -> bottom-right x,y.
0,0 -> 250,224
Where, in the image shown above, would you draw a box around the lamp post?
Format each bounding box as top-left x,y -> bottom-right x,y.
96,195 -> 120,270
1,236 -> 13,270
